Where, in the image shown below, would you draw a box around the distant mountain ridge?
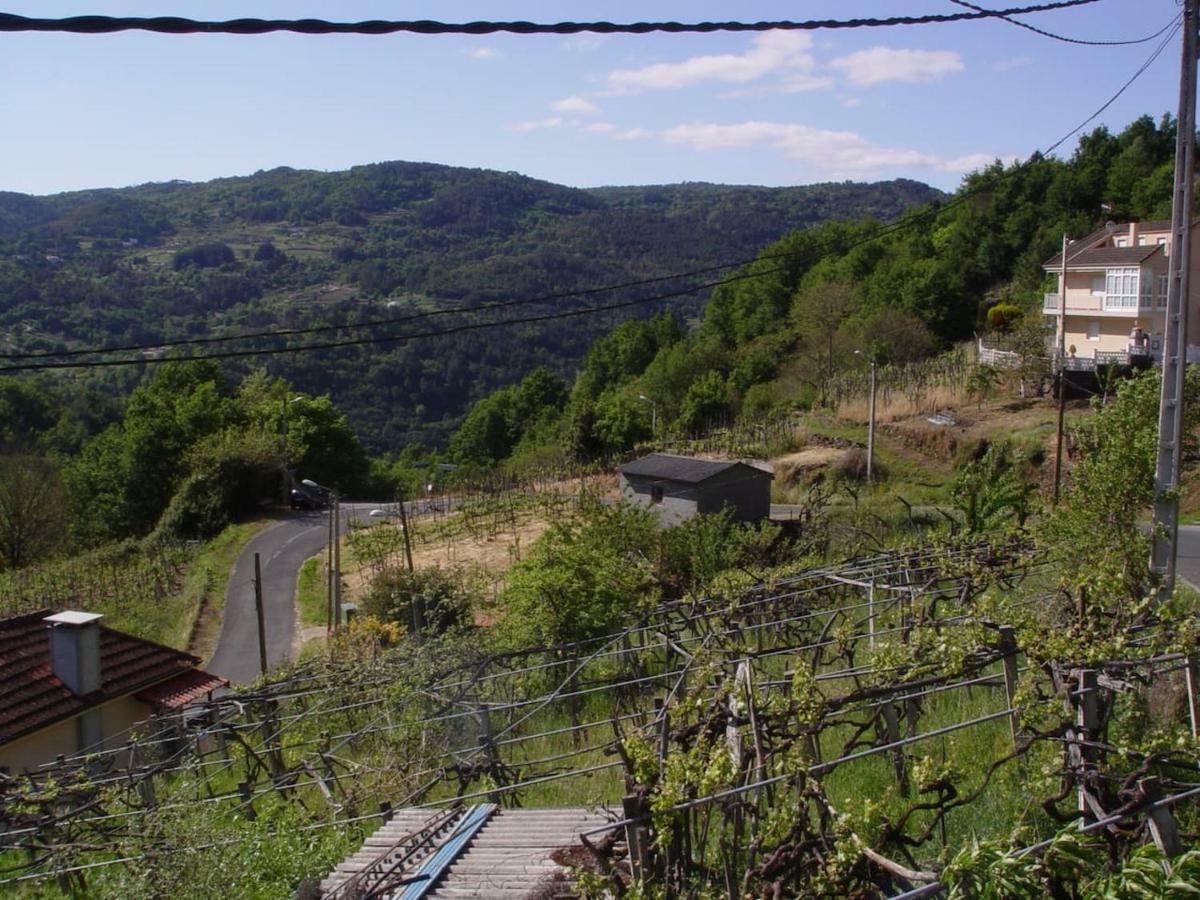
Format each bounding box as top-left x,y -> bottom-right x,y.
0,161 -> 943,450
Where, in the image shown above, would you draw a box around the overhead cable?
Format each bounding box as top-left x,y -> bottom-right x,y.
0,3 -> 1101,37
950,0 -> 1181,46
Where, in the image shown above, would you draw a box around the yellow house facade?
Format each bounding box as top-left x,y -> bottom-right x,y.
1042,221 -> 1200,367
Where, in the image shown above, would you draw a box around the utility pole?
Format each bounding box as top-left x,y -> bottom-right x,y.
254,553 -> 269,677
1053,233 -> 1069,505
1151,0 -> 1198,600
326,493 -> 335,635
395,486 -> 423,635
866,357 -> 876,483
333,494 -> 342,629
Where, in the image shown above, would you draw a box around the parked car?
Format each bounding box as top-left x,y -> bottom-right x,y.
289,486 -> 326,510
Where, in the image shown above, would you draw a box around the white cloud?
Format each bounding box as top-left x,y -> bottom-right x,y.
661,120 -> 983,175
940,153 -> 1018,173
992,56 -> 1032,73
840,96 -> 863,109
508,117 -> 563,133
613,127 -> 649,141
552,95 -> 599,115
829,47 -> 963,86
607,32 -> 822,93
584,122 -> 617,134
469,47 -> 499,60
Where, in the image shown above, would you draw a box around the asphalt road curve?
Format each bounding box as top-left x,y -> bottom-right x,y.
1176,525 -> 1200,592
206,504 -> 375,685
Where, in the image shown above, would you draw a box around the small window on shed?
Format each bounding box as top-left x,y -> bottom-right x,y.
650,485 -> 664,505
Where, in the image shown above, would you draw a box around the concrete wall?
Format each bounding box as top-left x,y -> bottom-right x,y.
694,467 -> 772,522
0,696 -> 154,774
619,474 -> 700,527
1062,312 -> 1165,358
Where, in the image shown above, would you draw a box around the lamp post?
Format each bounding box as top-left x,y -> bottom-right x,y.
854,350 -> 877,483
280,395 -> 302,504
303,478 -> 340,633
638,394 -> 657,439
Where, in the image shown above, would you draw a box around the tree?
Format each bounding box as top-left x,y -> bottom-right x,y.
0,454 -> 68,569
791,281 -> 857,404
498,502 -> 657,651
676,370 -> 730,435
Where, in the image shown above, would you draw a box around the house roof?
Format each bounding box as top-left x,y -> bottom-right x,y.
618,453 -> 773,485
1043,220 -> 1185,269
1043,244 -> 1162,270
0,610 -> 225,746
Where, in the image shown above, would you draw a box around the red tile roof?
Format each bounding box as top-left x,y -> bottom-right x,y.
0,610 -> 224,746
136,669 -> 226,709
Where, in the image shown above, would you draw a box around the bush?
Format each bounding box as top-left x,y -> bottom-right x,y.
172,242 -> 235,270
834,447 -> 886,483
986,303 -> 1024,332
154,429 -> 280,540
359,566 -> 469,634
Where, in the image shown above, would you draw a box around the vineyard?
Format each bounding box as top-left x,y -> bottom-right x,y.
3,533 -> 1199,897
0,541 -> 195,646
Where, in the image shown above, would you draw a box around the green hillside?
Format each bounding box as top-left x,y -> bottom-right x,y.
0,163 -> 940,451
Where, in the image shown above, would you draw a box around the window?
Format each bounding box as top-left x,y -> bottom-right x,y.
1115,237 -> 1128,247
1087,320 -> 1101,341
650,485 -> 664,505
1104,266 -> 1139,309
1091,275 -> 1106,295
1159,274 -> 1170,309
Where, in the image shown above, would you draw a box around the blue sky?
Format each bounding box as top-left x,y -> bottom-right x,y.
0,1 -> 1185,195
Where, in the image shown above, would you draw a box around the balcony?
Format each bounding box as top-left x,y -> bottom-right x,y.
1043,291 -> 1161,316
1059,347 -> 1157,371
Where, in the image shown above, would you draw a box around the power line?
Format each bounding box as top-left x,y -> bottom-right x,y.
950,1 -> 1181,46
0,6 -> 1176,373
1042,14 -> 1182,155
0,268 -> 767,372
0,3 -> 1101,38
0,262 -> 742,361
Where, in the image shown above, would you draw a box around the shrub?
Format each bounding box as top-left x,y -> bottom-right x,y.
359,566 -> 469,634
834,448 -> 886,483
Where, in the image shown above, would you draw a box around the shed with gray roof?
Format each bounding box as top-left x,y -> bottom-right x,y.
617,453 -> 773,526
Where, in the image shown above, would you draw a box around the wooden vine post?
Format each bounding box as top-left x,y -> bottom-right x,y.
998,625 -> 1021,751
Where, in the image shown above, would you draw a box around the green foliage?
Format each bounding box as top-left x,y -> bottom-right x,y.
153,428 -> 281,541
950,443 -> 1035,533
1043,368 -> 1200,601
986,302 -> 1024,332
497,502 -> 658,650
675,370 -> 730,435
360,565 -> 470,634
172,241 -> 236,270
966,364 -> 1001,408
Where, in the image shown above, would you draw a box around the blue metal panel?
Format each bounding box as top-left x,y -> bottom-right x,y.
398,803 -> 497,900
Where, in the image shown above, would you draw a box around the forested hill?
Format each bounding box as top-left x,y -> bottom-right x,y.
0,163 -> 940,450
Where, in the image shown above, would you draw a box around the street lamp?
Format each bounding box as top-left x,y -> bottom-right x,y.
853,351 -> 877,483
304,478 -> 341,633
638,394 -> 657,439
280,395 -> 303,503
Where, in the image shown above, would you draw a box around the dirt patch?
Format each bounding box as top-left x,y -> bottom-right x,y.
338,515 -> 554,614
773,447 -> 843,486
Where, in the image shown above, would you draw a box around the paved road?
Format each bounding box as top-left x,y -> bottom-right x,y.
206,503 -> 377,685
1176,526 -> 1200,591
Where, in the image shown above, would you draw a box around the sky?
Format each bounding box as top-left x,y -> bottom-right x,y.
0,1 -> 1187,196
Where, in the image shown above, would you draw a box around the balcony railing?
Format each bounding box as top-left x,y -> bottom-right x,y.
1059,347 -> 1156,371
1043,293 -> 1059,312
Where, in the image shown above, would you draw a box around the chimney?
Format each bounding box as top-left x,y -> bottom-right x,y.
1129,222 -> 1139,245
44,611 -> 103,696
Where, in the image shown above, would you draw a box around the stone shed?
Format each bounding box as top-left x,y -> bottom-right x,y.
617,453 -> 773,527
